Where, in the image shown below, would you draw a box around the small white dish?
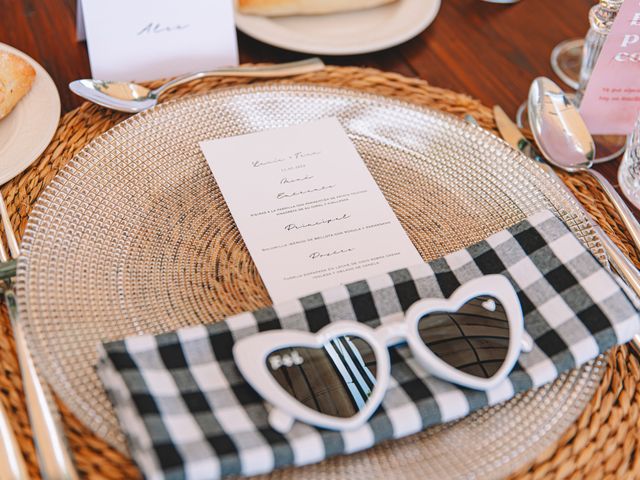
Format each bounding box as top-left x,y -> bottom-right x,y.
0,43 -> 60,184
235,0 -> 441,56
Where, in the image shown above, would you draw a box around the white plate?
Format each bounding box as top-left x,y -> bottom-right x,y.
235,0 -> 441,55
0,43 -> 60,184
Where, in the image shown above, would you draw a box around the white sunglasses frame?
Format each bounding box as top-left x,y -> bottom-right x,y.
233,274 -> 530,433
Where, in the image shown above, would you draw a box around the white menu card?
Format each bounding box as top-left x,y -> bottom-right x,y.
78,0 -> 238,82
200,118 -> 423,303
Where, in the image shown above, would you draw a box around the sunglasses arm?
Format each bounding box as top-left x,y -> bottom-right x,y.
269,407 -> 295,434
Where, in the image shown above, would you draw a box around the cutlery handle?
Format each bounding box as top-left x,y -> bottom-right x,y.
0,260 -> 17,281
517,139 -> 545,164
587,169 -> 640,256
0,396 -> 28,480
594,227 -> 640,356
6,290 -> 78,480
152,58 -> 325,99
592,222 -> 640,296
539,163 -> 640,294
536,162 -> 640,353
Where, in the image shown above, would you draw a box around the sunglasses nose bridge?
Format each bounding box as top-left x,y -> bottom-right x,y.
375,321 -> 409,347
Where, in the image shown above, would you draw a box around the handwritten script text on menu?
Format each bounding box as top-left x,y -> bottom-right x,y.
200,118 -> 422,303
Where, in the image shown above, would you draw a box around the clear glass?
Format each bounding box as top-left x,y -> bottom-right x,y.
574,0 -> 624,105
550,38 -> 583,90
550,0 -> 624,93
518,0 -> 627,164
618,115 -> 640,210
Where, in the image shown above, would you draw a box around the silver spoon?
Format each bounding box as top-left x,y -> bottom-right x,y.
69,58 -> 325,113
528,77 -> 640,254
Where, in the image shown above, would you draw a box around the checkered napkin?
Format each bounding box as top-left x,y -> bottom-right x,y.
97,209 -> 639,480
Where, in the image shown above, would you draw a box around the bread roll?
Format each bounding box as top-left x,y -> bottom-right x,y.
0,51 -> 36,120
237,0 -> 398,17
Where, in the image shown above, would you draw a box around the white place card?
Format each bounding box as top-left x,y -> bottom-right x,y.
78,0 -> 238,82
200,118 -> 423,303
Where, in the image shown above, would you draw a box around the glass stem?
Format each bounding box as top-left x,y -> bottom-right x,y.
574,0 -> 623,106
619,115 -> 640,208
625,116 -> 640,180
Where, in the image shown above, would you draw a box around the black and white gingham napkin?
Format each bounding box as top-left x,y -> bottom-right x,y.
97,210 -> 640,480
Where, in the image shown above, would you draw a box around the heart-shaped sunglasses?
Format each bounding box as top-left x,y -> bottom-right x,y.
233,275 -> 533,433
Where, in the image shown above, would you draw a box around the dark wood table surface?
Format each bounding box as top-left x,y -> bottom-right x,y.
1,0 -> 638,217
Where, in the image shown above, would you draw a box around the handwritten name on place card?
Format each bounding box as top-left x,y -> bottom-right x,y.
200,118 -> 422,303
79,0 -> 238,82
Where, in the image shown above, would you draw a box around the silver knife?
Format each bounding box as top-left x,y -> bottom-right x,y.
493,106 -> 543,163
493,105 -> 640,356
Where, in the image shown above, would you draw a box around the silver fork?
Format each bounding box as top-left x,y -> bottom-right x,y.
0,191 -> 78,480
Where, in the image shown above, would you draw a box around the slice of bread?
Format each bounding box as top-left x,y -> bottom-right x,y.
0,51 -> 36,120
237,0 -> 397,17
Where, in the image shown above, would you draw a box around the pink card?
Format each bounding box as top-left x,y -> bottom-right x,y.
580,1 -> 640,135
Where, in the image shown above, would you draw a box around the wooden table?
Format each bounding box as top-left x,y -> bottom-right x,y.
1,3 -> 639,479
0,0 -> 636,216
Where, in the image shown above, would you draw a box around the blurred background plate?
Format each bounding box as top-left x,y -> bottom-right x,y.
0,43 -> 60,184
235,0 -> 441,55
18,85 -> 604,478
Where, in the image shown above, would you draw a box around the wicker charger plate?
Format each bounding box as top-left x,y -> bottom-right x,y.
0,67 -> 637,480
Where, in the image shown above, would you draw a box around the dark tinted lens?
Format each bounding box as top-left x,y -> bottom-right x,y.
266,336 -> 377,418
417,296 -> 509,379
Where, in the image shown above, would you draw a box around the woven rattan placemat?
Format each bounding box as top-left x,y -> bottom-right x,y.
0,66 -> 638,479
